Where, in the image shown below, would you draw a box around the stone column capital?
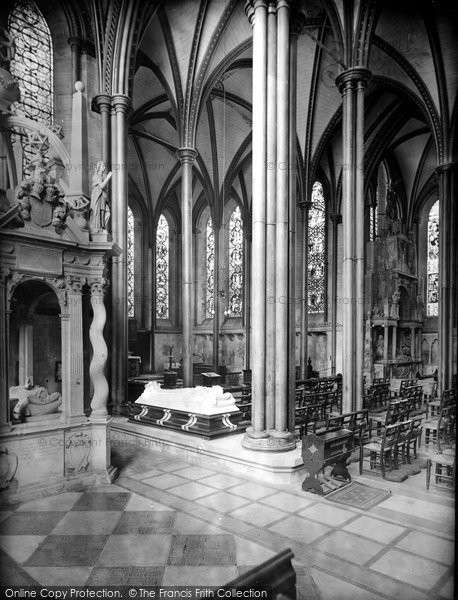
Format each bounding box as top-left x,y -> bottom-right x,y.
176,147 -> 198,164
335,67 -> 372,94
68,36 -> 83,51
111,94 -> 131,114
436,162 -> 458,175
89,278 -> 108,295
93,94 -> 112,114
65,275 -> 85,294
298,200 -> 313,213
276,0 -> 290,11
329,213 -> 342,224
245,0 -> 269,25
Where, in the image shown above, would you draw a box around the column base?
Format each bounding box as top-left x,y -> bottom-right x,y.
242,428 -> 296,452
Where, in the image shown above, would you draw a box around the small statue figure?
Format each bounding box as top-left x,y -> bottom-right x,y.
89,161 -> 112,232
375,334 -> 384,360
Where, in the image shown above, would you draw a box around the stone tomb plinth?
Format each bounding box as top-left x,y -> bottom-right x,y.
129,382 -> 246,439
0,421 -> 117,506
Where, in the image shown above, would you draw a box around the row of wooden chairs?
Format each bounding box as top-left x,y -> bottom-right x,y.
360,418 -> 423,478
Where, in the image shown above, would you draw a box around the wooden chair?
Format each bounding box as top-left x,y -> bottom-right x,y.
406,416 -> 424,462
359,423 -> 400,478
394,420 -> 413,466
426,452 -> 455,491
424,403 -> 456,451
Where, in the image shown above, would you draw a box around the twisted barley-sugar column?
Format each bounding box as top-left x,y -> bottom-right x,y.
436,162 -> 457,393
176,147 -> 198,388
89,279 -> 109,419
243,0 -> 269,447
111,94 -> 131,413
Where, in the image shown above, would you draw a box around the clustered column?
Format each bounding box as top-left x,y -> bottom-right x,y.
110,94 -> 131,413
0,270 -> 11,432
335,68 -> 371,412
436,163 -> 457,393
177,148 -> 198,387
243,0 -> 297,452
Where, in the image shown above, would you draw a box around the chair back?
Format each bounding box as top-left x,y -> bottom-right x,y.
381,423 -> 400,453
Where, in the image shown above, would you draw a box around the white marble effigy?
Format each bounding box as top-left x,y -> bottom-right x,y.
130,382 -> 246,438
135,381 -> 238,415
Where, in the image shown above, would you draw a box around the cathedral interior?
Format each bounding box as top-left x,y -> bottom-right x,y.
0,0 -> 456,597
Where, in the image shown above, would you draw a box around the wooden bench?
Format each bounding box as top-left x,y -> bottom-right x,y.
226,548 -> 296,599
301,428 -> 355,495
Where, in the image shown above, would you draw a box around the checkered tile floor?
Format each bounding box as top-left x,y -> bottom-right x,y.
0,446 -> 454,599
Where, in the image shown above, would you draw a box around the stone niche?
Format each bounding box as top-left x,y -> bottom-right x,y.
0,231 -> 120,505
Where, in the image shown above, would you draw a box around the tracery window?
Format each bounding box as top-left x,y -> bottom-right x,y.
127,207 -> 135,317
426,200 -> 439,317
206,217 -> 215,318
156,214 -> 169,319
228,206 -> 243,317
308,181 -> 326,312
8,0 -> 53,165
369,203 -> 378,241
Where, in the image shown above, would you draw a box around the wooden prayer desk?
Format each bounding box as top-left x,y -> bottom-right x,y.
301,429 -> 355,495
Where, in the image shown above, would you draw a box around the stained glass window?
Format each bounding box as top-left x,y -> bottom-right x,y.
8,1 -> 53,166
156,214 -> 169,319
228,206 -> 243,317
370,203 -> 378,241
206,217 -> 215,318
427,200 -> 439,317
127,207 -> 135,317
308,181 -> 326,312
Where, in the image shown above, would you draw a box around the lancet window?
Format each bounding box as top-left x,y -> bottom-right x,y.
426,200 -> 439,317
156,214 -> 169,319
206,218 -> 215,318
308,181 -> 326,312
228,206 -> 243,317
127,207 -> 135,317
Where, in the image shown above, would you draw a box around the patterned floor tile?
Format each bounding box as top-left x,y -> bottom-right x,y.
113,511 -> 175,534
24,567 -> 92,586
96,534 -> 172,566
0,535 -> 46,565
168,481 -> 215,500
130,468 -> 164,480
87,566 -> 164,586
142,473 -> 187,489
200,473 -> 244,490
155,459 -> 190,472
196,491 -> 250,512
229,482 -> 276,501
370,548 -> 449,590
1,512 -> 66,535
298,503 -> 355,527
51,511 -> 122,535
173,466 -> 218,480
233,536 -> 277,565
124,494 -> 172,511
268,515 -> 330,544
342,516 -> 406,544
311,567 -> 387,600
15,493 -> 82,512
229,502 -> 288,527
168,534 -> 236,566
394,530 -> 455,564
161,565 -> 238,586
25,535 -> 109,567
312,530 -> 384,565
259,491 -> 314,512
71,492 -> 131,512
172,513 -> 227,535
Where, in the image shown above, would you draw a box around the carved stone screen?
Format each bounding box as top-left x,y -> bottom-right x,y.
156,214 -> 169,319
